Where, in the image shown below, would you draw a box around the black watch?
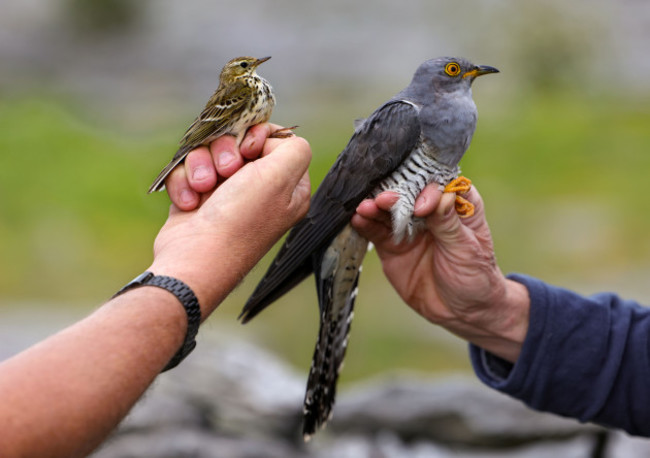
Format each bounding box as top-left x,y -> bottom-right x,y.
113,271 -> 201,371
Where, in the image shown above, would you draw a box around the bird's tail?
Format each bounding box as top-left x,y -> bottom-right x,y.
147,145 -> 193,194
302,278 -> 359,441
302,225 -> 367,440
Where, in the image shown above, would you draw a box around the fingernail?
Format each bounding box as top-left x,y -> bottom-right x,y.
218,151 -> 235,168
180,189 -> 195,205
192,165 -> 209,181
414,195 -> 426,212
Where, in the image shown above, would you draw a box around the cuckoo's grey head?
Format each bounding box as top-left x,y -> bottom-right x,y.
406,57 -> 499,97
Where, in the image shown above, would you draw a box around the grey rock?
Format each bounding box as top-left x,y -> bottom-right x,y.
94,428 -> 303,458
89,336 -> 649,458
331,375 -> 599,446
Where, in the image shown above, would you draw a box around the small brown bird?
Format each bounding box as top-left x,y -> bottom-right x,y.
148,56 -> 278,193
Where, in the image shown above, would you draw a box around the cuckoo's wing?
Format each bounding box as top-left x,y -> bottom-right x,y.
239,100 -> 421,322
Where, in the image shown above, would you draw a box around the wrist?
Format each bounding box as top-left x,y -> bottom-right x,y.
148,255 -> 222,319
439,278 -> 530,363
472,279 -> 529,362
112,272 -> 201,371
149,235 -> 266,317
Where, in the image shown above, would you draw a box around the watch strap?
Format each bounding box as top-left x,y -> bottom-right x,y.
113,271 -> 201,371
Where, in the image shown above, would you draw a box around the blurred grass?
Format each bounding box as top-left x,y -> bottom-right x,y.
1,89 -> 650,382
468,90 -> 650,285
0,96 -> 172,299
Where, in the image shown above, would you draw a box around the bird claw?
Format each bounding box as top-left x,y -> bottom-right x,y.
454,195 -> 474,218
444,176 -> 474,218
444,176 -> 472,194
269,125 -> 299,139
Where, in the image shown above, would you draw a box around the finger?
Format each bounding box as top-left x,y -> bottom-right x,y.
209,135 -> 244,179
351,213 -> 395,245
458,186 -> 486,232
265,136 -> 312,220
240,123 -> 273,160
414,184 -> 444,218
356,198 -> 380,218
183,146 -> 217,193
165,165 -> 200,211
290,170 -> 312,223
356,198 -> 393,227
428,192 -> 465,245
374,191 -> 400,212
259,135 -> 312,181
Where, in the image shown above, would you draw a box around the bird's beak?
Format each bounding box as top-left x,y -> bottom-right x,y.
463,65 -> 499,79
254,56 -> 272,67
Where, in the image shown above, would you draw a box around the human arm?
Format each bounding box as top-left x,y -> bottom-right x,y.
352,184 -> 650,436
0,126 -> 311,457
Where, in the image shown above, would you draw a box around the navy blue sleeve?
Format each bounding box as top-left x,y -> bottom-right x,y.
470,273 -> 650,436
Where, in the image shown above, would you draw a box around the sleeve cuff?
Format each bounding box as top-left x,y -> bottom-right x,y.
469,273 -> 550,394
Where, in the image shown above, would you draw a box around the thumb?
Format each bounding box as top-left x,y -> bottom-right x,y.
428,192 -> 465,244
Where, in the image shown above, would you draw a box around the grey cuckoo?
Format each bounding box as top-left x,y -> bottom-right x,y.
239,57 -> 498,439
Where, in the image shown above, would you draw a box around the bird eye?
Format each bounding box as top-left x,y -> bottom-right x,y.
240,62 -> 249,68
445,62 -> 461,76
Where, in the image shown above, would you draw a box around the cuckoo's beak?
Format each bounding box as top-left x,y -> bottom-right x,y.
254,56 -> 272,67
463,65 -> 499,79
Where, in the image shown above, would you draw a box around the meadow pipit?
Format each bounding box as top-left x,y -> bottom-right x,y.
148,56 -> 290,193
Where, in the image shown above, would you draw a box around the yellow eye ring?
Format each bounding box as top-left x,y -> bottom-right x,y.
445,62 -> 461,76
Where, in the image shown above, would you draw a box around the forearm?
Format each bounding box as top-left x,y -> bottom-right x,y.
0,287 -> 186,457
0,232 -> 278,457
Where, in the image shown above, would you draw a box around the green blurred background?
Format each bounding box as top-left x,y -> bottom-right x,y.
1,0 -> 650,383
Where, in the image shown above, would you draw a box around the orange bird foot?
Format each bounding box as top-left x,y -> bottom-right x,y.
269,125 -> 299,139
444,176 -> 474,218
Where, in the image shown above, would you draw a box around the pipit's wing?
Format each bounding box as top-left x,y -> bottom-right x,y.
148,81 -> 252,193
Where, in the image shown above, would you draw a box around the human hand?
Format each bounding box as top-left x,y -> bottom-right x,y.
150,125 -> 311,317
164,123 -> 282,210
351,184 -> 529,362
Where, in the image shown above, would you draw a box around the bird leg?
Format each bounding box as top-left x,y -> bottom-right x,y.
269,125 -> 299,139
444,176 -> 474,218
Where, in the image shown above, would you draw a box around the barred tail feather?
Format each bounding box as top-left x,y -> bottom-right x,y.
302,278 -> 358,441
303,224 -> 367,440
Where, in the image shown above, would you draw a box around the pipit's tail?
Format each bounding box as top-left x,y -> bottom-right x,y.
147,145 -> 193,193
